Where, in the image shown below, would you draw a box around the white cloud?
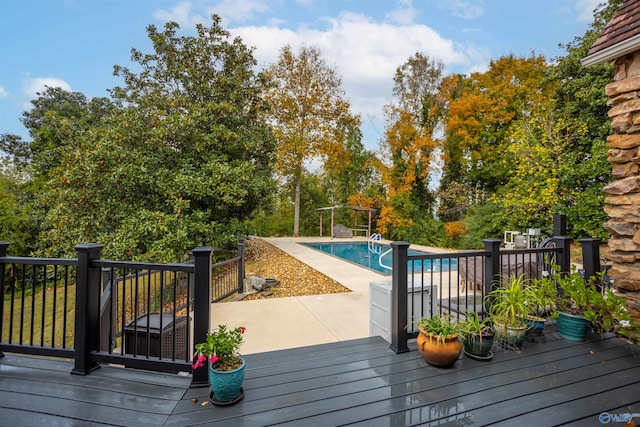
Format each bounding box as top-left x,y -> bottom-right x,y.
154,0 -> 270,27
153,1 -> 207,28
231,12 -> 485,148
439,0 -> 484,20
386,0 -> 419,25
575,0 -> 601,22
206,0 -> 270,24
0,86 -> 9,98
235,12 -> 475,109
22,77 -> 71,109
149,3 -> 489,148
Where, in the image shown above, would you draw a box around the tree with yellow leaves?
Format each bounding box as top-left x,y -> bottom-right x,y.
444,54 -> 549,195
263,44 -> 358,236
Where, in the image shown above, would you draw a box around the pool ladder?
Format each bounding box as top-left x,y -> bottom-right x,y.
368,233 -> 392,272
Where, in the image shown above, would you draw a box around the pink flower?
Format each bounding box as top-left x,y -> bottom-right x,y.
191,353 -> 206,370
240,326 -> 246,334
209,354 -> 220,364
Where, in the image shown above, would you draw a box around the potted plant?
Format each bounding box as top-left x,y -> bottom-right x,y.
460,311 -> 494,360
193,324 -> 246,405
585,286 -> 632,334
549,266 -> 632,341
416,315 -> 463,367
485,275 -> 532,348
525,275 -> 558,337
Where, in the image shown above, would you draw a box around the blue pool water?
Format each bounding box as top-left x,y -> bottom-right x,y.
303,242 -> 457,275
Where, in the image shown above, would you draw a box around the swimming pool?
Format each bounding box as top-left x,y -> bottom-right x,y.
302,242 -> 457,275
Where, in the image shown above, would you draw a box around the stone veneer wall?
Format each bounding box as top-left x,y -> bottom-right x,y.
602,51 -> 640,320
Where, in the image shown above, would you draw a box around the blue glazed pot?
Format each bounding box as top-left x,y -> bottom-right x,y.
525,316 -> 545,336
208,358 -> 246,402
557,311 -> 589,342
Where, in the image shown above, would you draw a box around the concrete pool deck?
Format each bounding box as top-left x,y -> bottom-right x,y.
210,236 -> 461,355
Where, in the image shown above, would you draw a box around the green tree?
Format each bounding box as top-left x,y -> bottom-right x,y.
547,0 -> 622,239
0,162 -> 33,256
0,87 -> 113,255
263,44 -> 357,236
40,16 -> 276,261
320,121 -> 378,206
490,97 -> 575,232
1,87 -> 113,180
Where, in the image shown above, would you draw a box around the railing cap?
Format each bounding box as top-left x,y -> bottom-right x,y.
191,246 -> 213,255
390,241 -> 410,249
579,238 -> 601,243
482,238 -> 502,244
74,243 -> 104,252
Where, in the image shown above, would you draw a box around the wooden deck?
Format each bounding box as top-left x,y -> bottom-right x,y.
1,324 -> 639,426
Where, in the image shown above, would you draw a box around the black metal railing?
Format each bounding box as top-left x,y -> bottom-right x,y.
211,240 -> 244,302
0,241 -> 246,387
389,236 -> 603,354
0,250 -> 77,360
93,258 -> 195,370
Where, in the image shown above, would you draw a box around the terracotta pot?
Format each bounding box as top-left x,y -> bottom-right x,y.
416,329 -> 462,367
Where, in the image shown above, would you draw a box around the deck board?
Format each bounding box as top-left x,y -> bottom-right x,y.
287,348 -> 640,427
1,325 -> 639,426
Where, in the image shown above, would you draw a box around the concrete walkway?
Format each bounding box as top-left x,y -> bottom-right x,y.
210,236 -> 388,355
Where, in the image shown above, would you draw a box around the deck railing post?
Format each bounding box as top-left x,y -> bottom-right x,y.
580,238 -> 601,282
190,246 -> 212,388
553,236 -> 572,274
553,214 -> 567,237
72,243 -> 103,375
483,239 -> 501,317
237,239 -> 245,294
483,239 -> 501,292
390,241 -> 410,354
0,241 -> 8,358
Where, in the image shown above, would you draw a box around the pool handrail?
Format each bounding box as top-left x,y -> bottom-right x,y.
368,233 -> 382,255
378,247 -> 393,271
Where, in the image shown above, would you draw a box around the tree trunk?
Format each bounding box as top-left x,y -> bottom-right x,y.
293,178 -> 301,237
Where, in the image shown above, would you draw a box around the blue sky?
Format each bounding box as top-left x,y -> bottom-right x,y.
0,0 -> 602,151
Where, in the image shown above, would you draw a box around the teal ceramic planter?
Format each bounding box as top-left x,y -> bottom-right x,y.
208,358 -> 246,403
557,311 -> 589,342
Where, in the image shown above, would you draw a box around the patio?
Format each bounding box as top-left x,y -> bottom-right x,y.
1,324 -> 639,426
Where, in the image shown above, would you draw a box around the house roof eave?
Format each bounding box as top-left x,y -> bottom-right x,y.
582,33 -> 640,67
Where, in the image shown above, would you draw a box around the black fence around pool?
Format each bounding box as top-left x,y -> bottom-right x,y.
387,236 -> 605,354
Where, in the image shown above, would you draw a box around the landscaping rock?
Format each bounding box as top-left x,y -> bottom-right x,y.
249,276 -> 267,291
